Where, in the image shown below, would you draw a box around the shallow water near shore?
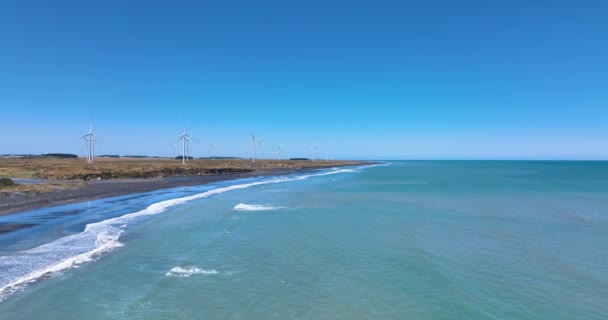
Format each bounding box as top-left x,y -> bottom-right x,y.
0,161 -> 607,319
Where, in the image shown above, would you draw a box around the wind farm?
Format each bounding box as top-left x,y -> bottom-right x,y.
1,126 -> 356,179
0,111 -> 370,216
0,124 -> 366,214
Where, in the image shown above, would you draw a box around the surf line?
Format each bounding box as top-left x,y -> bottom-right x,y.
0,165 -> 369,302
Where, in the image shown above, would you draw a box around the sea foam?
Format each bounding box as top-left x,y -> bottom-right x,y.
233,204 -> 285,211
166,267 -> 219,278
0,165 -> 369,302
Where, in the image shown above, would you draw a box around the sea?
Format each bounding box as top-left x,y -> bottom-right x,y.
0,161 -> 606,319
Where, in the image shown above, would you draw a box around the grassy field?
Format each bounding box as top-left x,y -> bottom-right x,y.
0,181 -> 86,194
0,157 -> 367,181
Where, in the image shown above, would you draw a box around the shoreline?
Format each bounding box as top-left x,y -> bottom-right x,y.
0,168 -> 309,216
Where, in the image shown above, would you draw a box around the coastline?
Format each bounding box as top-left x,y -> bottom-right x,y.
0,169 -> 302,216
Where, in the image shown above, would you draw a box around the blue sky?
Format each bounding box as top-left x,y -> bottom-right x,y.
1,0 -> 606,159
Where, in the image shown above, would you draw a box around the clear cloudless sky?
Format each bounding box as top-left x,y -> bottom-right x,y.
0,0 -> 606,160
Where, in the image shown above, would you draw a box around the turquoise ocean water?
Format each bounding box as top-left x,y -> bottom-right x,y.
0,161 -> 607,319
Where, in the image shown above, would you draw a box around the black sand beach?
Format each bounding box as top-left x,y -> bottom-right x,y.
0,169 -> 300,216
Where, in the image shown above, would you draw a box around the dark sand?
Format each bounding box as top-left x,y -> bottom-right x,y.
0,169 -> 301,216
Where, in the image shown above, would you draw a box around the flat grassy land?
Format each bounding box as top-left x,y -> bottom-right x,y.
0,157 -> 368,183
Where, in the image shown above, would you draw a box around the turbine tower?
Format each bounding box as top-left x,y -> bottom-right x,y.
81,124 -> 98,163
311,144 -> 318,162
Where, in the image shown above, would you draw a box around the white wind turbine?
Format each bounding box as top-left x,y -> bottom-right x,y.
170,144 -> 175,159
271,146 -> 279,160
325,144 -> 330,161
188,135 -> 199,160
210,143 -> 216,160
177,128 -> 198,165
311,144 -> 318,161
258,140 -> 265,160
82,136 -> 91,163
277,145 -> 282,160
81,124 -> 99,163
250,132 -> 256,163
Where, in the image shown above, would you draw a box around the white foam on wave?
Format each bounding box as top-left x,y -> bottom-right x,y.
0,225 -> 123,302
165,266 -> 219,278
318,168 -> 359,175
0,165 -> 373,302
233,203 -> 285,211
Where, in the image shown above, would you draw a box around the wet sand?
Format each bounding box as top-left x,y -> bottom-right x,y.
0,169 -> 301,216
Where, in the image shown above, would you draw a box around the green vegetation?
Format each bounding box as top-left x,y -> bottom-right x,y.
0,158 -> 367,182
42,153 -> 78,158
0,177 -> 16,188
0,158 -> 370,195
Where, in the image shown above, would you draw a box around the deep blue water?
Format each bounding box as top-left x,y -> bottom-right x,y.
0,161 -> 606,319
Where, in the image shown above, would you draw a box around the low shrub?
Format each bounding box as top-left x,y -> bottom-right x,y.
0,177 -> 16,188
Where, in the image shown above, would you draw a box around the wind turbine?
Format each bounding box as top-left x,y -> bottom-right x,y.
170,144 -> 175,159
210,143 -> 216,160
250,132 -> 256,163
177,128 -> 198,165
273,145 -> 283,160
311,144 -> 318,161
83,138 -> 91,163
81,124 -> 99,163
189,135 -> 199,160
258,140 -> 265,160
325,144 -> 330,161
81,137 -> 91,163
